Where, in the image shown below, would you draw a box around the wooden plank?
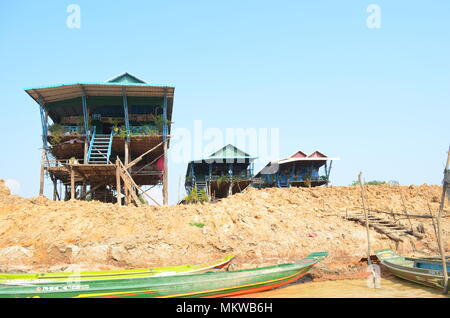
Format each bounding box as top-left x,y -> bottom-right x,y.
117,158 -> 161,206
125,141 -> 163,170
116,164 -> 122,206
70,166 -> 75,200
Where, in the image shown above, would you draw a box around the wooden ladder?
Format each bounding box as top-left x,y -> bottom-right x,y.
345,212 -> 423,242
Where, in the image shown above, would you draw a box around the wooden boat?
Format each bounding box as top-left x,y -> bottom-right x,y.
0,255 -> 234,284
0,252 -> 327,298
375,248 -> 449,290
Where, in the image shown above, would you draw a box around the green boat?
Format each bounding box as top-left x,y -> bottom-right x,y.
375,248 -> 449,290
0,252 -> 327,298
0,255 -> 234,284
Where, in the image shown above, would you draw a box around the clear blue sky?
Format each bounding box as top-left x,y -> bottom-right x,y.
0,1 -> 449,204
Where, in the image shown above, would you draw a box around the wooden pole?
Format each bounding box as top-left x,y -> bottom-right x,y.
427,203 -> 439,247
436,149 -> 449,294
163,140 -> 168,205
124,141 -> 130,205
39,148 -> 46,196
116,162 -> 122,206
358,172 -> 377,287
52,177 -> 57,201
70,166 -> 75,200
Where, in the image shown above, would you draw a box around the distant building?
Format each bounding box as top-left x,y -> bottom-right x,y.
185,144 -> 256,200
254,150 -> 339,188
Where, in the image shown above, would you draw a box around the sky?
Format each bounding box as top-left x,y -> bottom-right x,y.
0,1 -> 449,204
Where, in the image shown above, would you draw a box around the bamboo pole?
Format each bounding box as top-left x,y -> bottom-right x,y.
39,148 -> 46,196
436,149 -> 449,294
163,140 -> 168,205
116,162 -> 122,206
70,166 -> 75,200
427,203 -> 439,248
399,190 -> 414,232
52,177 -> 57,201
358,172 -> 377,287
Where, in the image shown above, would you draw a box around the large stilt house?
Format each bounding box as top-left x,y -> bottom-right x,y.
185,144 -> 256,200
26,72 -> 174,205
254,150 -> 339,188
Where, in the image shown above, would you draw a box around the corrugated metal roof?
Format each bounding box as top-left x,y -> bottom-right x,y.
25,82 -> 175,104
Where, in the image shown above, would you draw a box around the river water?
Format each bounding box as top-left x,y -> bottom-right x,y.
236,275 -> 449,298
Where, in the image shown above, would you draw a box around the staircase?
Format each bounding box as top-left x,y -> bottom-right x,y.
345,212 -> 424,242
87,131 -> 114,164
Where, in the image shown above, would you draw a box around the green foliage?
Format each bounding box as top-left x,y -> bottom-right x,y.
216,176 -> 225,188
48,123 -> 64,144
350,179 -> 398,186
141,124 -> 157,136
189,222 -> 205,228
137,193 -> 146,204
151,114 -> 170,134
111,119 -> 121,135
184,186 -> 209,204
117,126 -> 128,138
303,172 -> 312,187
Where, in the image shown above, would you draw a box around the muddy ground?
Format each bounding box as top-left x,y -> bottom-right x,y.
0,179 -> 448,281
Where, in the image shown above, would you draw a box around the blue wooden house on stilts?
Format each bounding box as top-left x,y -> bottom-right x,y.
185,144 -> 256,200
254,150 -> 339,188
26,72 -> 174,205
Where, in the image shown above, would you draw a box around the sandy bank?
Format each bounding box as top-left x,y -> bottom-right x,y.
0,180 -> 448,280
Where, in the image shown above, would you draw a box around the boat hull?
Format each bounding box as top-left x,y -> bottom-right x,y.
0,252 -> 328,298
0,255 -> 234,284
375,248 -> 449,290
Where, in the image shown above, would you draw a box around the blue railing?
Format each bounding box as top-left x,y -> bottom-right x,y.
106,131 -> 114,162
86,130 -> 96,161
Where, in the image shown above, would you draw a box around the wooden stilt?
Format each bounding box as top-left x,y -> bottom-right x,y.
163,140 -> 168,205
52,177 -> 57,201
436,149 -> 449,294
84,139 -> 89,163
70,166 -> 75,200
39,148 -> 45,196
116,161 -> 122,206
124,141 -> 130,205
358,172 -> 377,287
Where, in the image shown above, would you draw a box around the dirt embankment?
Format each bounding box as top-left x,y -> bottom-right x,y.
0,179 -> 448,280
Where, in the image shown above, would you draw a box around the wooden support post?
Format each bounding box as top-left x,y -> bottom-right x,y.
39,148 -> 46,196
427,203 -> 439,246
436,149 -> 450,294
124,141 -> 130,205
116,162 -> 122,206
228,163 -> 233,196
163,140 -> 168,205
70,166 -> 75,200
358,172 -> 377,287
52,177 -> 57,201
